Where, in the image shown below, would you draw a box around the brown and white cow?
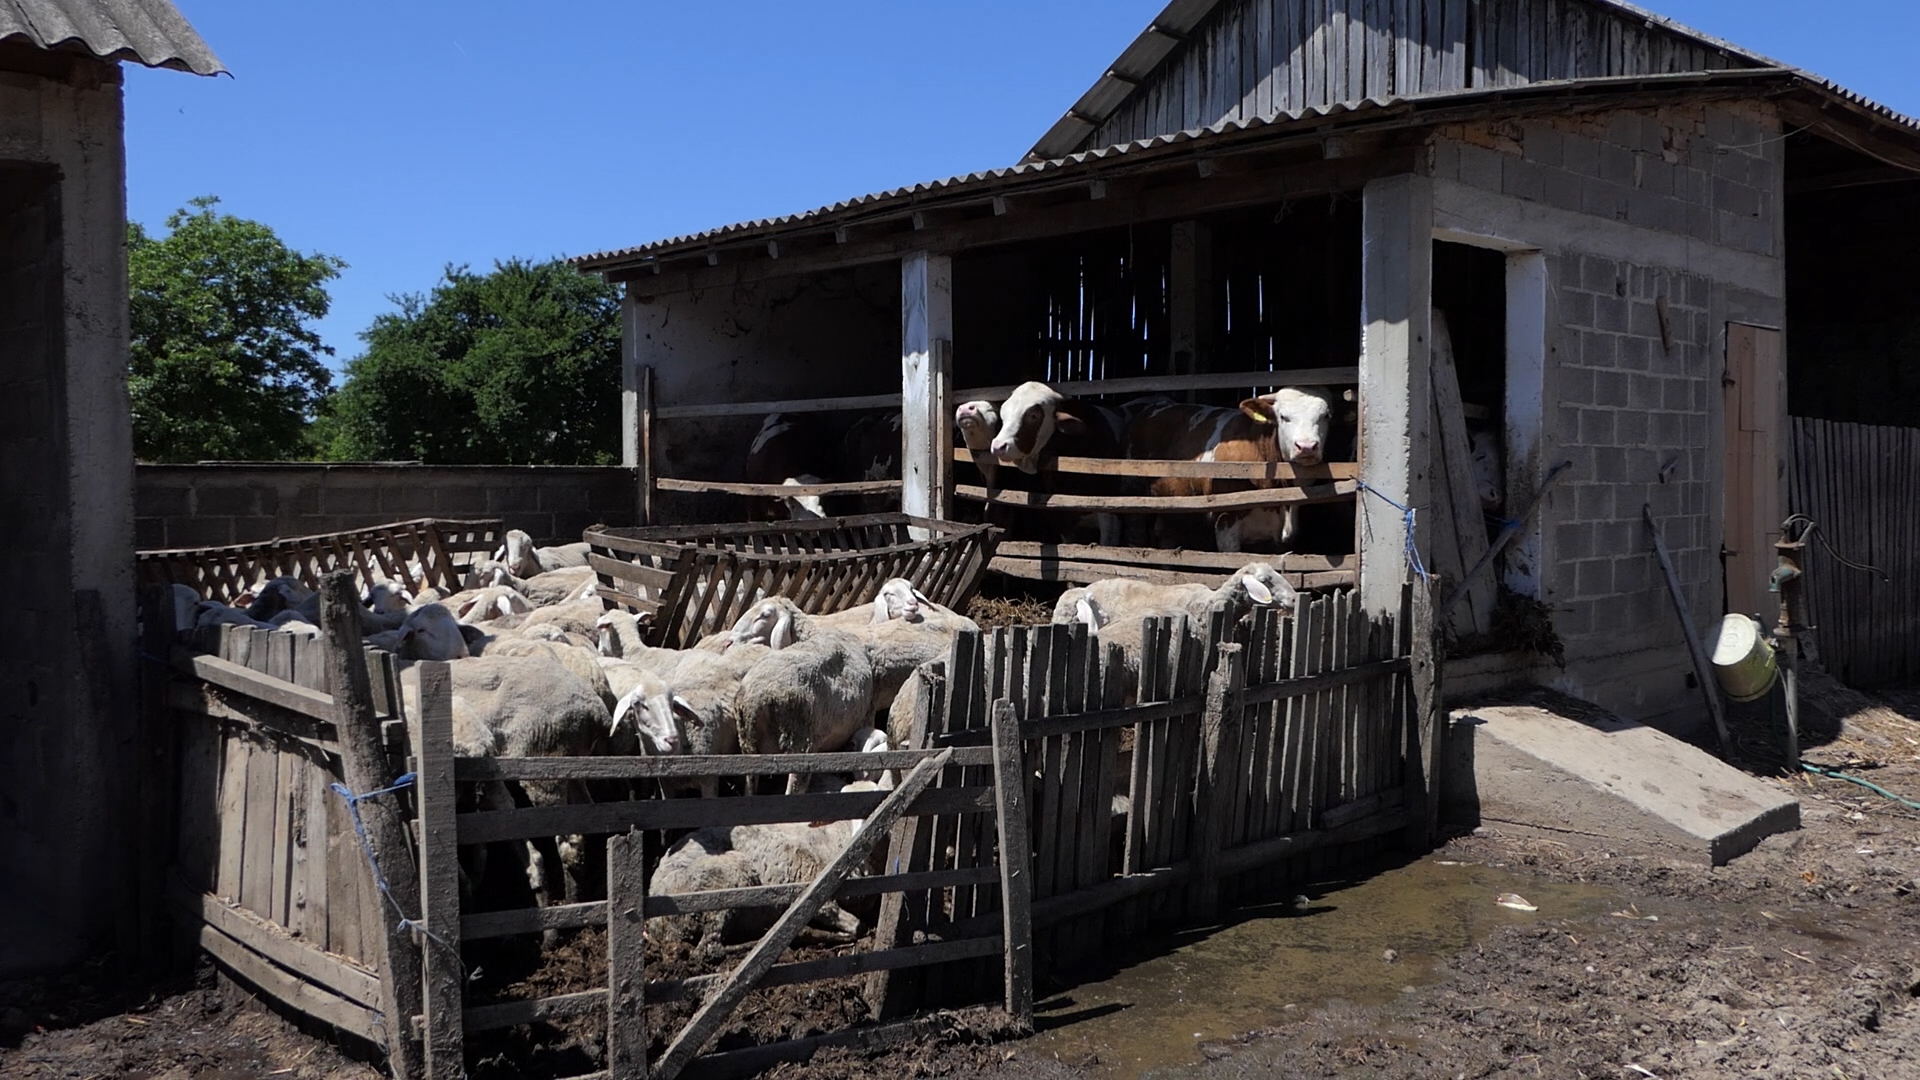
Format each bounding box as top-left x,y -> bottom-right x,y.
1125,386 -> 1340,552
987,381 -> 1130,545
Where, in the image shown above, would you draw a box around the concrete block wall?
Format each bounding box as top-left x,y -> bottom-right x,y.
136,464 -> 641,550
1426,99 -> 1786,728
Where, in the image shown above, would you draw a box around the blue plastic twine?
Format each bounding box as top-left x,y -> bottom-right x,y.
1356,480 -> 1431,586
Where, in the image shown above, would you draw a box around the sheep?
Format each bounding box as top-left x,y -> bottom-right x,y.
455,585 -> 532,624
727,598 -> 876,795
821,579 -> 978,713
645,829 -> 774,949
169,584 -> 202,631
367,603 -> 471,661
430,654 -> 612,905
595,609 -> 648,658
609,667 -> 686,757
242,576 -> 312,622
469,633 -> 617,710
498,528 -> 593,578
1053,562 -> 1298,630
513,595 -> 605,640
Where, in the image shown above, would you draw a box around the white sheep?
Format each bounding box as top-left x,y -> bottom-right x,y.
498,528 -> 593,578
368,603 -> 470,661
645,829 -> 774,949
1053,562 -> 1298,630
455,585 -> 533,624
821,579 -> 979,713
727,598 -> 876,795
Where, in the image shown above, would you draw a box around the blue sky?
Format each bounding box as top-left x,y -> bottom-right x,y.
126,1 -> 1920,371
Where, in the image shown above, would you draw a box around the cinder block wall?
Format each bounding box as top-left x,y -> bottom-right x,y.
136,464 -> 641,550
1428,100 -> 1786,729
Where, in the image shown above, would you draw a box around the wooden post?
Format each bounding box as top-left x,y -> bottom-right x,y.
409,661 -> 464,1080
902,251 -> 953,532
1404,581 -> 1444,849
650,749 -> 952,1080
988,699 -> 1035,1030
138,583 -> 180,971
607,828 -> 649,1080
865,661 -> 943,1020
638,364 -> 656,527
1189,642 -> 1246,921
318,570 -> 425,1080
1645,505 -> 1733,755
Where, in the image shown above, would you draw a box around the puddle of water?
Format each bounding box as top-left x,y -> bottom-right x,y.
1024,858 -> 1624,1078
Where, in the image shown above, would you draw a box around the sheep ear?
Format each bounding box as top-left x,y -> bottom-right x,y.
496,596 -> 514,618
1074,597 -> 1103,629
611,693 -> 635,734
1243,575 -> 1276,605
869,595 -> 890,625
770,608 -> 795,650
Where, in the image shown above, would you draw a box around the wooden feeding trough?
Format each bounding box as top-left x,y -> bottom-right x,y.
138,517 -> 505,603
585,514 -> 1001,648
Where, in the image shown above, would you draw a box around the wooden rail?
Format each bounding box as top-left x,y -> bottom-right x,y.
656,477 -> 903,498
956,479 -> 1358,512
952,445 -> 1361,482
651,367 -> 1361,421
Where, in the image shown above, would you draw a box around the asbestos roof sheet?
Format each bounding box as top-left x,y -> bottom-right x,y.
581,68 -> 1917,274
1,0 -> 223,75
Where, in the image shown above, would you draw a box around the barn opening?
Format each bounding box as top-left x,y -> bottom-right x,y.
1783,130 -> 1920,425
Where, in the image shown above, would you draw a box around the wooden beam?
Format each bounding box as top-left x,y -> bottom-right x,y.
954,446 -> 1361,481
197,922 -> 383,1045
621,151 -> 1415,296
648,750 -> 953,1080
456,785 -> 994,845
319,572 -> 425,1080
901,252 -> 954,525
956,479 -> 1358,512
410,662 -> 464,1080
607,829 -> 647,1079
171,879 -> 382,1008
453,746 -> 993,782
655,477 -> 902,498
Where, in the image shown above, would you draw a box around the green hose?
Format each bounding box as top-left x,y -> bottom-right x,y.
1801,763 -> 1920,812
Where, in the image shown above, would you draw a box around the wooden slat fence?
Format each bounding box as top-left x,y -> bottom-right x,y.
139,517 -> 503,604
159,576 -> 1432,1079
163,620 -> 410,1046
1789,416 -> 1919,687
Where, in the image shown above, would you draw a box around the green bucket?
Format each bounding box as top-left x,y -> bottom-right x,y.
1710,613 -> 1778,703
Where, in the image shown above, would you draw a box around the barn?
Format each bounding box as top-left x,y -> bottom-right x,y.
0,1 -> 221,975
576,0 -> 1920,735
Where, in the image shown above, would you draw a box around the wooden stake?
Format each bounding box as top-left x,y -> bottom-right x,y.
1189,642 -> 1246,921
319,570 -> 425,1080
138,584 -> 180,971
409,661 -> 464,1080
989,700 -> 1035,1030
607,828 -> 649,1079
1645,505 -> 1733,755
1405,581 -> 1443,848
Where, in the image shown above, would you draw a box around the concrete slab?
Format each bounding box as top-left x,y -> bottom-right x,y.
1443,700 -> 1800,866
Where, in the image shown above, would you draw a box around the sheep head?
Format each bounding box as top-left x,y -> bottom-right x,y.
726,598 -> 801,651
398,604 -> 470,661
869,579 -> 928,624
612,678 -> 686,756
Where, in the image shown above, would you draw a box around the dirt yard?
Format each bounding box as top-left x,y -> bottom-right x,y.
6,673 -> 1916,1080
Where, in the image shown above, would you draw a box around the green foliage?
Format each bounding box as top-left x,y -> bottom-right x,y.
129,197 -> 343,462
322,259 -> 623,465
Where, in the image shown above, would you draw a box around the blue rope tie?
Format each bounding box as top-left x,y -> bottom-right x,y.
1356,480 -> 1431,586
330,774 -> 464,969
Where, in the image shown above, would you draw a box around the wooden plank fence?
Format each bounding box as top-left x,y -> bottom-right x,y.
155,577 -> 1432,1079
1789,416 -> 1916,687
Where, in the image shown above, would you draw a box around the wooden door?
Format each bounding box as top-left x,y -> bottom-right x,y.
1722,324 -> 1783,618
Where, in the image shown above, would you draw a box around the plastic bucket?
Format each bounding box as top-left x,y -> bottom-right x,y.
1710,613 -> 1778,702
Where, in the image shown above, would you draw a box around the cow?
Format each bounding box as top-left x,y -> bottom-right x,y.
1124,386 -> 1341,553
839,410 -> 903,515
744,413 -> 833,520
987,381 -> 1130,545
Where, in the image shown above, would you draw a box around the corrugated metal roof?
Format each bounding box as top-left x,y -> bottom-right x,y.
580,68 -> 1914,274
1026,0 -> 1782,160
1,0 -> 223,75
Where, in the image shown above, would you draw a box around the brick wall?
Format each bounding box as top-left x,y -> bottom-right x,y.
1427,99 -> 1785,725
136,464 -> 641,550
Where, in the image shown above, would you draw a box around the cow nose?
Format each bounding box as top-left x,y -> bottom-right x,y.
1294,440 -> 1319,455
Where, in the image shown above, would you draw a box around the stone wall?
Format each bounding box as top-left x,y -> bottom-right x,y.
136,464 -> 641,550
1426,99 -> 1787,729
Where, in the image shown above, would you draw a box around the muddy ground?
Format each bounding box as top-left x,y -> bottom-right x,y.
5,673 -> 1916,1080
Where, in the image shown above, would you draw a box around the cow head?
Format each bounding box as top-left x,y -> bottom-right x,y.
991,381 -> 1088,475
954,400 -> 1001,453
1239,386 -> 1336,465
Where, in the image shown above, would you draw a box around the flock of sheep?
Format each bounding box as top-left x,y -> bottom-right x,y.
169,527 -> 1303,948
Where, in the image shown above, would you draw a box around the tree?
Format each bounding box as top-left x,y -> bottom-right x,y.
128,197 -> 344,461
320,259 -> 623,465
